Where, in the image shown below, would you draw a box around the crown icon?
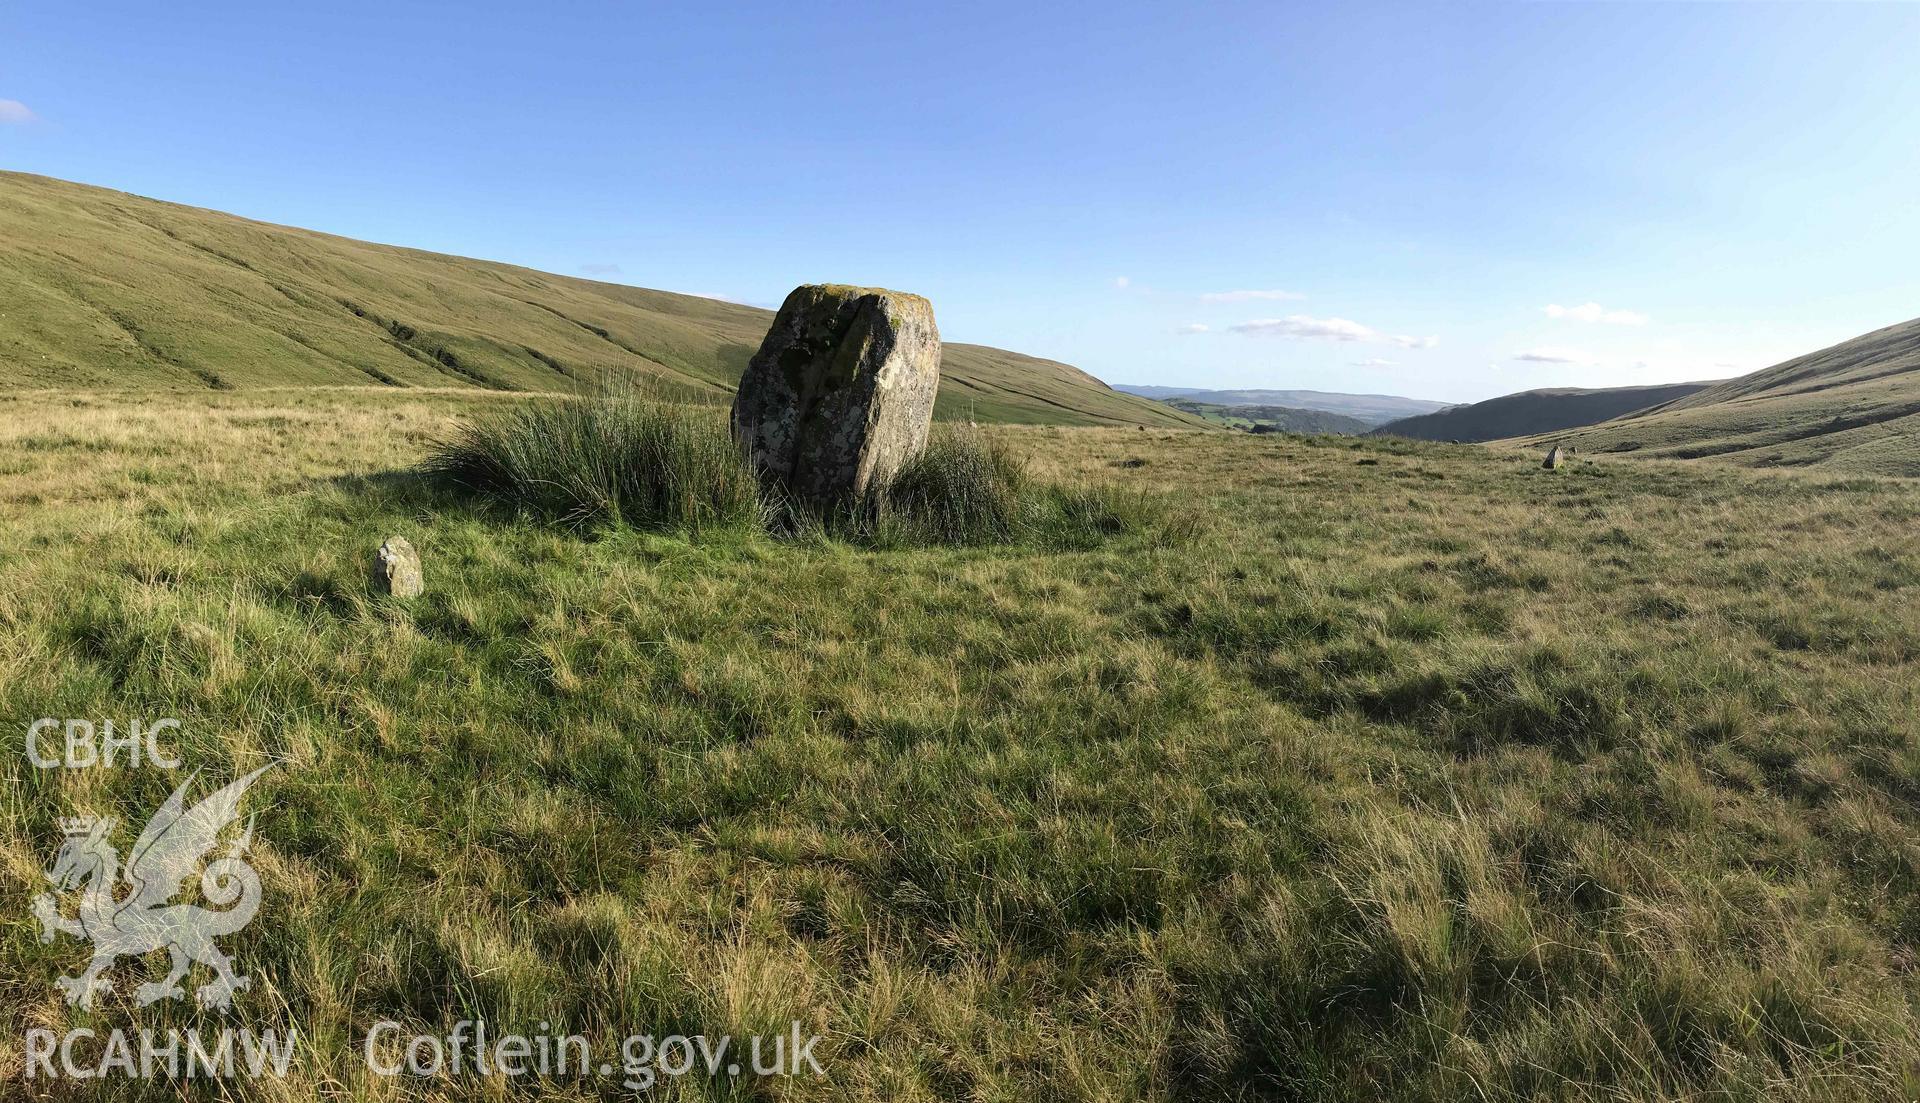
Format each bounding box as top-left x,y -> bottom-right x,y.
58,816 -> 99,836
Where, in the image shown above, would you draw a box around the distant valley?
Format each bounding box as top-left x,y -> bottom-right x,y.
1372,381 -> 1719,443
1126,316 -> 1920,475
1161,397 -> 1373,435
1114,385 -> 1452,426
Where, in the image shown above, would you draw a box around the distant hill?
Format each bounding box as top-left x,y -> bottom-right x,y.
1528,317 -> 1920,476
0,171 -> 1207,429
1166,398 -> 1371,434
1116,385 -> 1452,425
1374,381 -> 1717,443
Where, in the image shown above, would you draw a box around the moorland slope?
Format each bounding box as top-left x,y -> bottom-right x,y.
1376,381 -> 1716,442
0,171 -> 1204,428
1528,316 -> 1920,474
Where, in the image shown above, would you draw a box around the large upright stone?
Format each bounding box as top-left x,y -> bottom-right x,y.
731,284 -> 941,505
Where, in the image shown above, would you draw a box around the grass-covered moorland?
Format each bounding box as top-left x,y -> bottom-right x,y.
3,387 -> 1920,1100
1528,316 -> 1920,476
0,171 -> 1207,431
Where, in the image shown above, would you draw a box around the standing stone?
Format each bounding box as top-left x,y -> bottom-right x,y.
1542,445 -> 1564,469
731,284 -> 941,506
371,536 -> 424,598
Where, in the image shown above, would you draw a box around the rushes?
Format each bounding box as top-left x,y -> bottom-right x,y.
865,431 -> 1027,545
863,428 -> 1187,548
423,382 -> 763,533
427,389 -> 1185,549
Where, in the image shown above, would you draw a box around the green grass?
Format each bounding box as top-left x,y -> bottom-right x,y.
859,430 -> 1031,545
3,390 -> 1920,1100
0,170 -> 1210,430
424,384 -> 765,533
421,388 -> 1182,552
845,430 -> 1189,550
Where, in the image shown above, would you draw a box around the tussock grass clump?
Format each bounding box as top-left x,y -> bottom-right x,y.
428,395 -> 1182,550
1030,481 -> 1192,548
866,431 -> 1029,544
857,428 -> 1189,548
424,384 -> 763,532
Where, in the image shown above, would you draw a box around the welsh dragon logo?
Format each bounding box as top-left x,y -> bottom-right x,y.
32,767 -> 271,1010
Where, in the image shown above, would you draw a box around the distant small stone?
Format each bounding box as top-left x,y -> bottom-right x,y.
371,536 -> 424,598
1542,445 -> 1564,469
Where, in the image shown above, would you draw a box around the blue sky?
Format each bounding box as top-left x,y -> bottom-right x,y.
5,1 -> 1918,402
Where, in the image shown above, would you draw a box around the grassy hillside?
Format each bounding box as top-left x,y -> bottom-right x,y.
0,171 -> 1205,429
5,388 -> 1920,1099
1375,381 -> 1716,443
1530,316 -> 1920,474
1116,385 -> 1451,425
1165,397 -> 1372,434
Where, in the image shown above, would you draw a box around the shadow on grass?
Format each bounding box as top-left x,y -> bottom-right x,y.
322,467 -> 542,527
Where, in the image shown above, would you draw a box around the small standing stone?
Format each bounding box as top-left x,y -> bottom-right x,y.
371,536 -> 424,598
1542,445 -> 1564,469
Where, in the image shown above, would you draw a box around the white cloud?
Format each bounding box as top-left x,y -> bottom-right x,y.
1513,347 -> 1593,364
1112,276 -> 1131,289
0,100 -> 35,124
1230,315 -> 1438,350
1350,358 -> 1396,367
579,262 -> 622,276
1230,315 -> 1375,341
1175,323 -> 1209,335
1544,301 -> 1648,325
1200,289 -> 1305,303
